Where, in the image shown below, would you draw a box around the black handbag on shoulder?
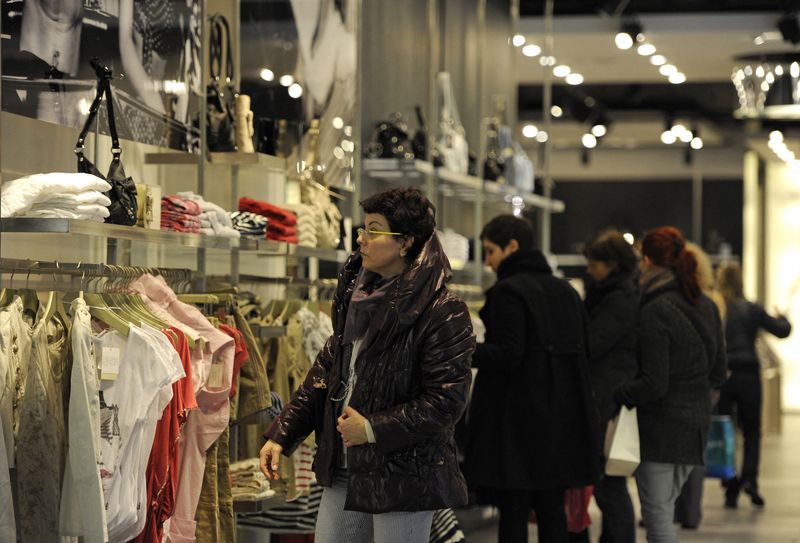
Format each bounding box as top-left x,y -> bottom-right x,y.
207,14 -> 237,152
75,58 -> 138,226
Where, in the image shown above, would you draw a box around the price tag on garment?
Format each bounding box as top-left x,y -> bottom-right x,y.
100,347 -> 121,381
208,362 -> 224,388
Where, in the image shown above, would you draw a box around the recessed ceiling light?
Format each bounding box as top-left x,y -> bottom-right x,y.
512,34 -> 526,47
522,44 -> 541,57
690,137 -> 703,150
615,32 -> 634,50
288,83 -> 303,98
522,124 -> 539,138
551,105 -> 563,117
591,124 -> 607,137
553,65 -> 571,77
279,75 -> 294,87
566,73 -> 584,85
582,133 -> 598,149
669,72 -> 687,84
770,130 -> 784,142
679,130 -> 693,143
650,55 -> 667,66
659,64 -> 678,77
661,130 -> 677,144
671,123 -> 688,135
637,44 -> 656,56
260,68 -> 275,82
535,131 -> 549,143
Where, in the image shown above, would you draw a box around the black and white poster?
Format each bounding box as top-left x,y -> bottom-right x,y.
1,0 -> 201,151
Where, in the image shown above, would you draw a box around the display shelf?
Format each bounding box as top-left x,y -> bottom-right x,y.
362,158 -> 433,179
238,238 -> 288,254
0,218 -> 246,250
290,245 -> 350,263
233,493 -> 282,513
144,151 -> 286,170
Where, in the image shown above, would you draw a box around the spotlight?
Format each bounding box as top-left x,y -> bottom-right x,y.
591,124 -> 607,137
288,83 -> 303,98
279,75 -> 294,87
260,68 -> 275,82
535,131 -> 549,143
522,44 -> 542,57
690,137 -> 703,150
671,123 -> 688,136
637,44 -> 656,56
522,124 -> 539,138
582,133 -> 598,148
623,233 -> 635,244
679,130 -> 693,143
659,64 -> 678,77
615,32 -> 634,50
770,130 -> 784,142
512,34 -> 526,47
615,21 -> 643,50
566,73 -> 584,85
551,105 -> 563,117
669,72 -> 687,84
650,55 -> 667,66
553,65 -> 571,77
661,130 -> 677,144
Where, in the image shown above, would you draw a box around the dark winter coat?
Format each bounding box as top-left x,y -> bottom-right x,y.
614,281 -> 728,466
465,250 -> 602,494
265,234 -> 476,513
724,299 -> 791,370
584,271 -> 640,425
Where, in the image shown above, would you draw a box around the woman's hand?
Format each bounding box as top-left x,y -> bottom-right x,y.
259,440 -> 283,480
337,406 -> 368,447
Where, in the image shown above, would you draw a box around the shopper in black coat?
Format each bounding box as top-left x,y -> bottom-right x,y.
583,230 -> 639,543
465,215 -> 601,543
614,227 -> 727,543
260,188 -> 475,542
716,262 -> 792,508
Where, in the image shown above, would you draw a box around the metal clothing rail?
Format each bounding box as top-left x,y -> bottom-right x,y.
0,258 -> 197,292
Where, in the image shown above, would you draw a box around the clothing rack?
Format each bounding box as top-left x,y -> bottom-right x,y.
0,258 -> 197,293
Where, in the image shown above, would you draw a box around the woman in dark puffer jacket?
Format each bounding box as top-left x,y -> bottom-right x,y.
260,187 -> 476,543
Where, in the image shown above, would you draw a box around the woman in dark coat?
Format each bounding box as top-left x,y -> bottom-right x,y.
583,230 -> 640,543
716,262 -> 791,508
465,215 -> 601,543
259,187 -> 475,543
614,226 -> 727,543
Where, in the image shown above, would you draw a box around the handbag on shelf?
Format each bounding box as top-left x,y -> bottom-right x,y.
705,415 -> 736,479
207,14 -> 237,152
75,58 -> 138,226
436,72 -> 469,174
604,406 -> 640,476
364,112 -> 415,160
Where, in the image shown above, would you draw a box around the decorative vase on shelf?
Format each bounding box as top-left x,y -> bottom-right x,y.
234,94 -> 255,153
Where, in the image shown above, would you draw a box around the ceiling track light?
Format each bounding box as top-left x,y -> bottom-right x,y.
734,53 -> 800,119
615,21 -> 643,50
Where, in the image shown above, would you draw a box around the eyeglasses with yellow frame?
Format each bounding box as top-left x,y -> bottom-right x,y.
356,227 -> 404,241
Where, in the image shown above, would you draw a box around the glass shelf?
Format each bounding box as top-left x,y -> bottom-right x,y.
144,151 -> 286,170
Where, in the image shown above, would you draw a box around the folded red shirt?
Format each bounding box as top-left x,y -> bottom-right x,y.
266,222 -> 297,237
267,232 -> 299,244
239,197 -> 297,226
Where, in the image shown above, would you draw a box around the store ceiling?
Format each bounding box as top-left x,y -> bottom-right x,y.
516,4 -> 800,151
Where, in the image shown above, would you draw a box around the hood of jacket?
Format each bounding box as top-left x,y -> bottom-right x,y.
333,233 -> 453,345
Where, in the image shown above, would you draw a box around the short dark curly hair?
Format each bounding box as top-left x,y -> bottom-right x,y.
480,214 -> 535,251
360,187 -> 436,263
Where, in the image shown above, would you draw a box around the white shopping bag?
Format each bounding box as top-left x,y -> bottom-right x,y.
604,406 -> 640,476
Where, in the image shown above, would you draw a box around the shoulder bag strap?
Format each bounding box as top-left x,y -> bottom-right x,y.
216,15 -> 235,89
208,15 -> 222,83
75,59 -> 121,157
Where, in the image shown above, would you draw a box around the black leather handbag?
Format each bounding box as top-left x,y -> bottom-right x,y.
207,14 -> 237,152
75,59 -> 138,226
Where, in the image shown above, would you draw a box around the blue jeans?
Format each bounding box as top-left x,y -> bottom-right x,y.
315,473 -> 434,543
635,462 -> 693,543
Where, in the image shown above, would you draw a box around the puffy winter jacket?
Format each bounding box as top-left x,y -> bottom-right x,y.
265,234 -> 475,513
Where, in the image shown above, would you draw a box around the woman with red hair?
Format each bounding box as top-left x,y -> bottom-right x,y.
613,227 -> 727,543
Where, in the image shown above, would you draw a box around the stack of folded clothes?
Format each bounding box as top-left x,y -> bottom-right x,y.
230,211 -> 269,238
230,458 -> 276,501
238,197 -> 298,244
161,195 -> 201,233
176,191 -> 240,238
0,172 -> 112,222
283,204 -> 319,248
